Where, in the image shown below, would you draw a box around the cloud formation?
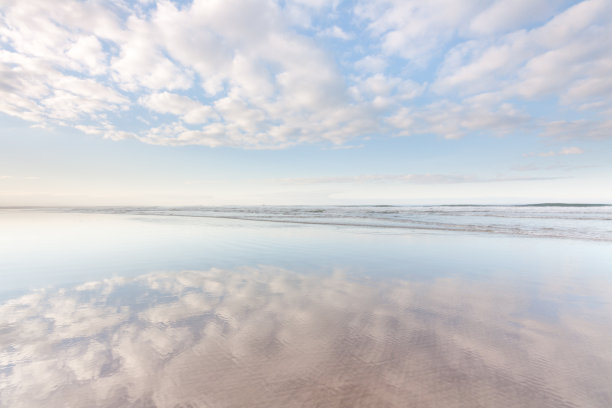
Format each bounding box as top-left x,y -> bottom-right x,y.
1,0 -> 610,148
523,146 -> 585,157
280,173 -> 563,184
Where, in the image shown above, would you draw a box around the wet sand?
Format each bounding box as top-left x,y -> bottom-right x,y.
2,265 -> 612,407
1,210 -> 611,407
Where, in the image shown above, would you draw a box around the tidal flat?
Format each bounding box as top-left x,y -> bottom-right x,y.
1,208 -> 611,407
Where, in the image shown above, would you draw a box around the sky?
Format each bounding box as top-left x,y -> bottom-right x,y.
1,0 -> 611,206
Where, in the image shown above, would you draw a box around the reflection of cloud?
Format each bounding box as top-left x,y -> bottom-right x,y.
1,266 -> 611,407
139,292 -> 214,324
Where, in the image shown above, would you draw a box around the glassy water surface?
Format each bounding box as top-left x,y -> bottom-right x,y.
1,207 -> 611,407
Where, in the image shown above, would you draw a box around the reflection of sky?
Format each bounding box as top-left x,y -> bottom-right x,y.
2,210 -> 612,407
1,210 -> 611,298
2,265 -> 612,408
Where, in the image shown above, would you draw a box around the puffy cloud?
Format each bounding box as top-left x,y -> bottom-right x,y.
433,0 -> 612,108
388,99 -> 530,139
139,92 -> 214,124
469,0 -> 568,36
318,25 -> 352,40
355,0 -> 481,64
110,12 -> 194,92
0,0 -> 610,147
65,35 -> 107,75
354,55 -> 388,73
543,118 -> 612,140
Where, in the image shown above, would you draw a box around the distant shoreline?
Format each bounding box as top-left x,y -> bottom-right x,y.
1,203 -> 611,209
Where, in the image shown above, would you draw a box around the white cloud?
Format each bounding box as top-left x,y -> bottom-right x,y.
354,55 -> 387,73
46,76 -> 128,119
319,25 -> 351,40
0,0 -> 610,148
388,99 -> 530,139
543,119 -> 612,140
355,0 -> 481,64
469,0 -> 567,35
280,173 -> 562,185
434,0 -> 612,105
349,74 -> 424,112
559,146 -> 585,155
128,0 -> 378,147
65,35 -> 107,75
523,146 -> 584,157
523,146 -> 585,157
110,14 -> 193,92
289,0 -> 339,9
139,92 -> 214,124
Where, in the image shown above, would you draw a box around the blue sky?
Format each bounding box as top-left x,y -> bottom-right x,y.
1,0 -> 611,205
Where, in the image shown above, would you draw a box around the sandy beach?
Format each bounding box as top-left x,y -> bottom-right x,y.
1,209 -> 611,407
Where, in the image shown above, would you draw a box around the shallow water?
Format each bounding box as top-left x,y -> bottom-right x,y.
1,209 -> 611,407
26,204 -> 612,241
